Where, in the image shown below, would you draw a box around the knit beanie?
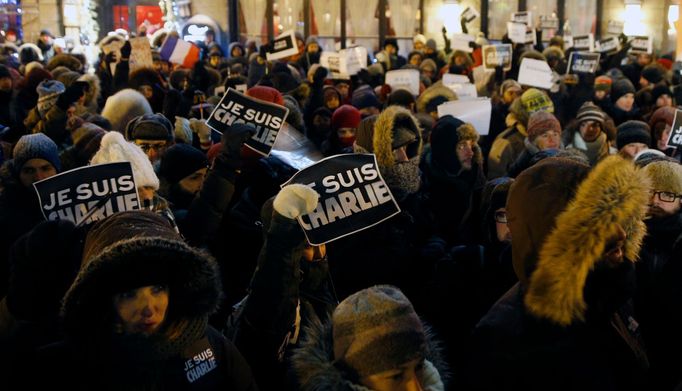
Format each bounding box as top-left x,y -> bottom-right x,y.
72,123 -> 106,165
419,58 -> 437,73
387,89 -> 417,109
641,65 -> 664,84
90,131 -> 159,190
649,106 -> 676,134
125,113 -> 174,142
611,78 -> 636,103
351,85 -> 381,110
246,85 -> 284,106
36,79 -> 65,118
643,160 -> 682,194
12,133 -> 61,175
576,101 -> 605,126
617,120 -> 651,150
159,144 -> 208,184
594,75 -> 612,92
332,285 -> 426,378
527,111 -> 561,141
520,88 -> 554,115
651,84 -> 672,103
331,104 -> 361,131
413,34 -> 427,45
426,39 -> 437,51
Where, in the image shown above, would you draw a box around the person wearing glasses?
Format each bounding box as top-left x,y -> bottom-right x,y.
125,113 -> 175,164
634,158 -> 682,390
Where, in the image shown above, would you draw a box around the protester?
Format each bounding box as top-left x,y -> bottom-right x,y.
617,120 -> 651,160
563,101 -> 614,165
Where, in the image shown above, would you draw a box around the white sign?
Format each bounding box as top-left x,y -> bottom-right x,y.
385,69 -> 420,96
442,73 -> 470,85
507,22 -> 532,44
266,30 -> 299,61
448,83 -> 477,100
572,34 -> 594,52
452,33 -> 475,53
461,6 -> 479,23
597,37 -> 620,53
437,98 -> 492,136
340,46 -> 368,75
518,58 -> 554,90
539,15 -> 559,30
607,20 -> 624,35
320,52 -> 349,79
630,36 -> 653,55
511,11 -> 532,26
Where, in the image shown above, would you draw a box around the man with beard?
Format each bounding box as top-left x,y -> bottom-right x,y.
634,158 -> 682,390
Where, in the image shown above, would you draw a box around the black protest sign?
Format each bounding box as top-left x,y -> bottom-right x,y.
207,88 -> 290,156
281,154 -> 401,245
665,109 -> 682,149
482,44 -> 512,71
461,6 -> 479,23
266,30 -> 299,61
33,162 -> 140,226
629,36 -> 652,54
566,52 -> 601,75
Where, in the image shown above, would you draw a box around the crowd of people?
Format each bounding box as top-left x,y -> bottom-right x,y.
0,20 -> 681,390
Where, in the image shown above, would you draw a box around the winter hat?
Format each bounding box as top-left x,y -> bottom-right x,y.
642,160 -> 682,194
576,101 -> 605,126
500,79 -> 522,96
649,106 -> 676,135
651,84 -> 672,102
305,35 -> 319,46
12,133 -> 61,175
46,54 -> 82,72
332,285 -> 426,378
125,113 -> 174,142
387,89 -> 417,109
323,85 -> 342,103
594,75 -> 612,92
616,120 -> 651,150
159,144 -> 208,185
351,85 -> 381,110
527,111 -> 561,141
417,82 -> 458,114
353,115 -> 378,153
641,64 -> 664,84
611,78 -> 636,103
36,79 -> 65,118
426,39 -> 437,51
101,89 -> 153,133
431,115 -> 481,173
56,71 -> 80,88
72,124 -> 106,166
373,105 -> 422,168
331,104 -> 361,131
413,34 -> 427,45
520,88 -> 554,115
246,85 -> 284,106
90,131 -> 159,190
419,58 -> 437,73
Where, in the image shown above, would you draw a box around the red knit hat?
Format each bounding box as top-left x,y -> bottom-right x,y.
246,85 -> 284,106
331,104 -> 361,131
527,111 -> 561,141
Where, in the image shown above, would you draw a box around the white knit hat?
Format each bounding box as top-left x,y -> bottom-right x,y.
90,131 -> 159,190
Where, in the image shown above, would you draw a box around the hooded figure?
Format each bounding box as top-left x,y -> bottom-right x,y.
292,285 -> 448,391
466,156 -> 651,390
416,81 -> 458,120
34,211 -> 258,390
101,88 -> 153,133
422,115 -> 485,242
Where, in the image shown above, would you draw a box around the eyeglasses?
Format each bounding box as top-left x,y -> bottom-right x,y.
652,191 -> 682,203
494,210 -> 508,224
137,143 -> 168,153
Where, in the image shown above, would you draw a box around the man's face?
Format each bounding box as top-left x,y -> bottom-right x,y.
637,53 -> 652,67
414,41 -> 425,52
534,130 -> 561,150
656,94 -> 673,108
579,120 -> 601,142
385,44 -> 397,55
594,90 -> 607,100
639,76 -> 650,88
307,42 -> 319,53
456,140 -> 475,170
19,158 -> 56,187
179,167 -> 208,195
619,143 -> 648,160
40,34 -> 52,45
135,139 -> 171,163
335,83 -> 350,99
615,93 -> 635,112
648,190 -> 682,217
0,76 -> 12,92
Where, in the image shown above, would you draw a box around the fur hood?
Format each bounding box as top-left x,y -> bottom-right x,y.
61,212 -> 221,341
46,54 -> 82,72
373,105 -> 422,169
525,156 -> 651,326
77,73 -> 101,113
416,81 -> 457,114
291,318 -> 448,391
101,88 -> 153,133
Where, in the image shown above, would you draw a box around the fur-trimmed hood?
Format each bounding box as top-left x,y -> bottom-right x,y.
372,105 -> 423,169
101,88 -> 153,132
61,211 -> 222,341
77,73 -> 101,113
291,318 -> 448,391
524,156 -> 651,326
416,81 -> 457,114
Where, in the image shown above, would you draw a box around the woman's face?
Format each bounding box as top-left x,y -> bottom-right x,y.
360,358 -> 425,391
114,285 -> 169,335
615,93 -> 635,112
535,130 -> 561,150
658,123 -> 672,151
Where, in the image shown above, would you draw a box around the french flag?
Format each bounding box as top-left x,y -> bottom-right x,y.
159,35 -> 200,68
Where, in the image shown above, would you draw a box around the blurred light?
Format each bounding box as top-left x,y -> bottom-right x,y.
622,4 -> 645,36
439,3 -> 462,33
669,5 -> 679,34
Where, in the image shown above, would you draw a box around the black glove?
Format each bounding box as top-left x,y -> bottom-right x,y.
120,41 -> 131,59
56,81 -> 89,111
313,66 -> 328,84
104,51 -> 117,64
213,123 -> 257,180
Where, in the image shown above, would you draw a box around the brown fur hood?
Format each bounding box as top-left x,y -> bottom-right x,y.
416,81 -> 457,114
524,156 -> 651,326
372,105 -> 423,169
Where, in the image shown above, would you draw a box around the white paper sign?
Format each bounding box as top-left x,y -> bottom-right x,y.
340,46 -> 368,75
564,36 -> 574,49
539,15 -> 559,30
443,73 -> 470,85
511,11 -> 532,26
448,83 -> 477,100
452,33 -> 475,53
385,69 -> 420,96
266,30 -> 299,61
437,98 -> 492,135
630,36 -> 653,54
607,20 -> 624,35
507,22 -> 531,44
572,34 -> 594,52
461,6 -> 479,23
597,37 -> 620,53
518,58 -> 554,90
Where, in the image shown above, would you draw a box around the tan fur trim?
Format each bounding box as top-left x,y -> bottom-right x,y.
416,81 -> 458,113
373,105 -> 422,169
525,156 -> 650,326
